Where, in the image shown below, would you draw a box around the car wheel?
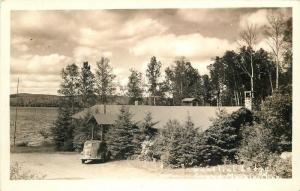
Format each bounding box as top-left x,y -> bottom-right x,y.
81,159 -> 85,164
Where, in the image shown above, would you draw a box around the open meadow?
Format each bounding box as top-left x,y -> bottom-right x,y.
10,107 -> 58,146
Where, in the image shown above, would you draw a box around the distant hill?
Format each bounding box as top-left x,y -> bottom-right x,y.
10,93 -> 132,107
10,94 -> 61,107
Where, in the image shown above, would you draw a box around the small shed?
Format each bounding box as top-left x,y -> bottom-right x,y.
182,98 -> 199,106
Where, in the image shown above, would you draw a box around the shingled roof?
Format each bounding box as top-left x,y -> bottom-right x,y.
182,98 -> 198,102
88,113 -> 118,125
72,105 -> 241,131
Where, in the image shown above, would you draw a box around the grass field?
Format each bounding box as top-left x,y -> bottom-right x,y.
10,107 -> 58,146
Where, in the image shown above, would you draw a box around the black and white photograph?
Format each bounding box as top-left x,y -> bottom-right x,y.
0,0 -> 300,191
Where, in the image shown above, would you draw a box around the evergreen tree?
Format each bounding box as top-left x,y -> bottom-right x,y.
106,106 -> 138,159
176,116 -> 201,167
79,61 -> 96,108
127,69 -> 143,104
199,108 -> 254,165
152,117 -> 201,168
139,112 -> 158,140
52,63 -> 80,151
95,57 -> 116,112
57,63 -> 81,113
202,74 -> 213,106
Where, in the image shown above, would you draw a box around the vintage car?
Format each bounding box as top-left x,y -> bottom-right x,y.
80,140 -> 109,164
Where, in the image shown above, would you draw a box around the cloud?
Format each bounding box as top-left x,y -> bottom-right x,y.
130,33 -> 236,60
239,9 -> 269,29
120,16 -> 168,37
11,54 -> 72,75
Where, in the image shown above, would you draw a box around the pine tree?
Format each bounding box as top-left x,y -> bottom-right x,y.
79,61 -> 96,108
127,69 -> 143,104
52,104 -> 75,150
106,106 -> 138,159
52,63 -> 80,151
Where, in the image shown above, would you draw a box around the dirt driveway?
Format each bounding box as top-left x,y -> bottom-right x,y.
11,153 -> 259,180
11,152 -> 173,180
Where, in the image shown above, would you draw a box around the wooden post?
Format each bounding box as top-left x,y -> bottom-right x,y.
101,124 -> 104,141
91,125 -> 94,140
13,78 -> 19,147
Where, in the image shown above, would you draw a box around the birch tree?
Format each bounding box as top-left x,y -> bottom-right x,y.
239,24 -> 258,98
265,12 -> 286,90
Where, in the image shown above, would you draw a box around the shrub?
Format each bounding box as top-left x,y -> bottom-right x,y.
258,90 -> 292,152
138,139 -> 155,161
11,162 -> 45,180
267,154 -> 292,178
237,123 -> 274,168
16,141 -> 29,147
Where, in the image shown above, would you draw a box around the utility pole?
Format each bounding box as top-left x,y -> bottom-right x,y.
13,78 -> 19,147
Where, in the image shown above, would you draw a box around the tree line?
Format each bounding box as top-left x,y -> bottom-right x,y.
47,18 -> 294,109
51,14 -> 292,154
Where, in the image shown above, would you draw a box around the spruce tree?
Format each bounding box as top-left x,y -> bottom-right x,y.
52,63 -> 80,151
199,108 -> 253,165
106,106 -> 138,159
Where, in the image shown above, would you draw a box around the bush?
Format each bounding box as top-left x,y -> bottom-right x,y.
267,154 -> 292,178
11,162 -> 45,180
237,123 -> 274,168
16,141 -> 29,147
259,90 -> 292,152
138,139 -> 155,161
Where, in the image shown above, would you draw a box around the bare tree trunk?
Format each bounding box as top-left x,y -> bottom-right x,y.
269,71 -> 274,94
276,56 -> 279,89
250,53 -> 254,99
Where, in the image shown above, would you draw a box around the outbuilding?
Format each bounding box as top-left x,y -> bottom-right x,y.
181,98 -> 199,106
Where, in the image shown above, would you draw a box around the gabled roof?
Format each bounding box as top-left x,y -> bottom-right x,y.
72,105 -> 241,131
182,98 -> 198,102
90,113 -> 118,125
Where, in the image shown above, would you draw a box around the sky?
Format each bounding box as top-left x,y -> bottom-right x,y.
10,8 -> 291,95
